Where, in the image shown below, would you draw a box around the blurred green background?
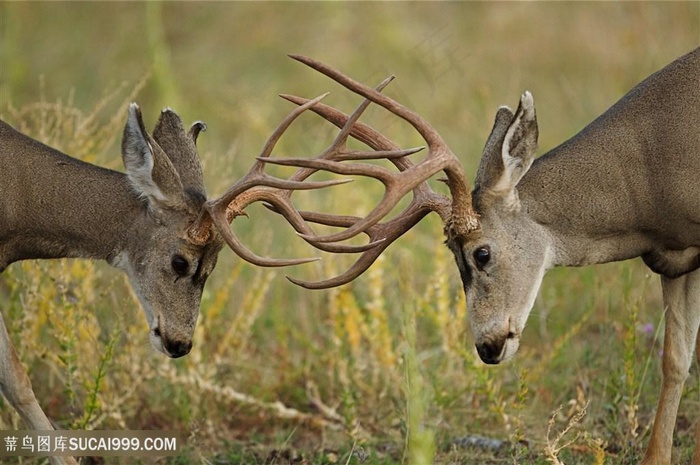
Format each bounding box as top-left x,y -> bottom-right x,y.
3,2 -> 696,169
0,2 -> 698,464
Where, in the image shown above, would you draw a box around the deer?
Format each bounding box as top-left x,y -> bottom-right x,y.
240,47 -> 698,464
0,94 -> 369,464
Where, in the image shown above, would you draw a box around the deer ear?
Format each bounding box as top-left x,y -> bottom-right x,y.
121,103 -> 186,210
152,109 -> 207,205
474,91 -> 538,207
474,105 -> 515,193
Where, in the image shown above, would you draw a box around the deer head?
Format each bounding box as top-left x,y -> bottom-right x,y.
116,104 -> 223,358
115,101 -> 339,358
446,93 -> 552,364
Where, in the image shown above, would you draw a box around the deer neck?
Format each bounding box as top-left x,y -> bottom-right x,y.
516,48 -> 700,273
517,132 -> 654,269
0,146 -> 146,270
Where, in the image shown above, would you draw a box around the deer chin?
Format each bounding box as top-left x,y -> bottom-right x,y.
146,312 -> 174,357
500,337 -> 520,362
110,251 -> 167,354
149,330 -> 167,356
133,291 -> 164,355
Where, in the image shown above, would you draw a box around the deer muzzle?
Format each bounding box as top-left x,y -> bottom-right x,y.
149,315 -> 194,358
162,338 -> 193,358
475,330 -> 520,365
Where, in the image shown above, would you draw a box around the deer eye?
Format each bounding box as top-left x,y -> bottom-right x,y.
473,247 -> 491,269
171,255 -> 190,277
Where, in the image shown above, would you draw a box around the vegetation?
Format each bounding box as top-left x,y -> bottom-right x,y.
0,3 -> 698,464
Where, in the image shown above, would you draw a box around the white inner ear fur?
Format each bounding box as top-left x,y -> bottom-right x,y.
491,91 -> 536,205
124,107 -> 169,204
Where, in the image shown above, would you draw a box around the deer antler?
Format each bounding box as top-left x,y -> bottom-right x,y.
186,75 -> 422,268
187,56 -> 479,284
185,94 -> 345,266
287,55 -> 479,238
261,56 -> 480,288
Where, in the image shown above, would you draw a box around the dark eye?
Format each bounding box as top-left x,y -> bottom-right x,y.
473,247 -> 491,269
171,255 -> 190,277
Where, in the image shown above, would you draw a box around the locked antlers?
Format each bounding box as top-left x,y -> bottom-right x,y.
188,55 -> 479,287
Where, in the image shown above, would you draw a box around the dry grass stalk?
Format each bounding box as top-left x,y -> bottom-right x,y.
158,362 -> 346,430
544,400 -> 590,465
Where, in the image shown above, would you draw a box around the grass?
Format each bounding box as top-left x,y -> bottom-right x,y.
1,2 -> 699,464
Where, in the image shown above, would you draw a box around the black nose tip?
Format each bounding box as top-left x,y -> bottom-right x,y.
164,339 -> 192,358
475,338 -> 506,365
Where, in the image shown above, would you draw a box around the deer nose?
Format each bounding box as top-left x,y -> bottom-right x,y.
163,338 -> 192,358
475,331 -> 517,365
475,339 -> 505,364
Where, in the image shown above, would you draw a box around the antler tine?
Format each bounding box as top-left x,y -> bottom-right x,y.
281,93 -> 431,196
272,75 -> 399,189
288,202 -> 434,289
206,93 -> 331,215
217,183 -> 386,268
260,204 -> 386,254
209,192 -> 320,267
289,55 -> 479,235
280,94 -> 407,163
188,93 -> 330,245
289,55 -> 446,153
209,186 -> 344,268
